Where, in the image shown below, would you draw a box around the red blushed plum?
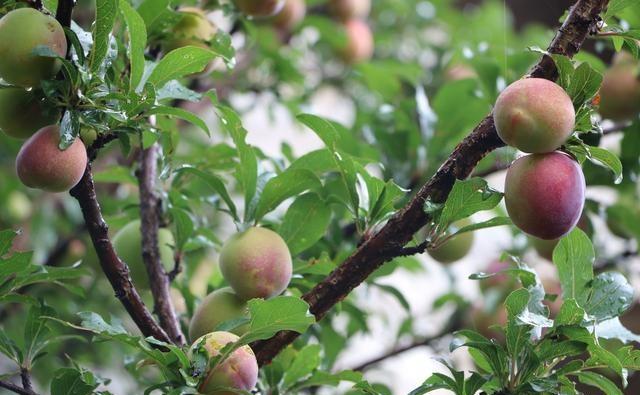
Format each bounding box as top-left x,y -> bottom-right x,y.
493,78 -> 575,153
219,227 -> 293,300
16,125 -> 88,192
233,0 -> 284,18
191,332 -> 258,395
329,0 -> 371,20
341,19 -> 374,64
271,0 -> 306,30
0,8 -> 67,87
504,152 -> 585,240
598,58 -> 640,121
189,287 -> 249,342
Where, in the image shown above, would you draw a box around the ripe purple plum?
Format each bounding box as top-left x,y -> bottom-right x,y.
191,331 -> 258,395
219,227 -> 293,300
505,152 -> 585,240
16,125 -> 87,192
493,78 -> 575,153
0,8 -> 67,87
189,287 -> 249,342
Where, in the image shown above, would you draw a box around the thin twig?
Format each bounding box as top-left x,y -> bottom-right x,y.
250,0 -> 609,366
137,143 -> 185,345
0,380 -> 39,395
352,314 -> 464,372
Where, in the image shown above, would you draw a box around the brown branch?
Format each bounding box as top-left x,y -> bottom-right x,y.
69,164 -> 171,343
19,369 -> 33,393
351,314 -> 464,372
251,0 -> 609,366
0,380 -> 39,395
136,144 -> 185,345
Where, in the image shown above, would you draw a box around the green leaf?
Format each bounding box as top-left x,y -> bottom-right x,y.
51,367 -> 100,395
282,344 -> 322,389
90,0 -> 118,74
566,62 -> 603,109
174,166 -> 238,221
0,229 -> 17,256
553,228 -> 594,306
136,0 -> 173,33
215,105 -> 258,222
450,216 -> 512,236
280,193 -> 332,256
146,46 -> 217,89
604,0 -> 637,19
438,178 -> 504,226
585,272 -> 633,321
255,169 -> 322,221
586,146 -> 623,184
147,105 -> 210,136
242,296 -> 315,344
119,0 -> 147,92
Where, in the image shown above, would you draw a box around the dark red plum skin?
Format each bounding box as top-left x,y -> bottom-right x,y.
505,152 -> 585,240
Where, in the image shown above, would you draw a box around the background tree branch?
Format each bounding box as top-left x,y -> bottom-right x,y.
137,142 -> 185,345
251,0 -> 609,366
0,379 -> 39,395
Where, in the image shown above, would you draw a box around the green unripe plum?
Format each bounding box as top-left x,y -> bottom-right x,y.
112,220 -> 175,289
426,219 -> 474,264
329,0 -> 371,20
493,78 -> 575,153
505,152 -> 585,240
5,191 -> 32,222
80,128 -> 98,147
189,287 -> 249,342
233,0 -> 284,18
16,125 -> 87,192
0,88 -> 59,139
219,227 -> 292,300
191,331 -> 258,395
271,0 -> 306,30
0,8 -> 67,87
341,19 -> 374,64
164,7 -> 217,52
598,58 -> 640,121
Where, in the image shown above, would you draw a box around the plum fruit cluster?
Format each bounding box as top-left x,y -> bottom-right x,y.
189,227 -> 292,339
495,78 -> 585,240
328,0 -> 373,64
0,9 -> 87,192
187,228 -> 292,392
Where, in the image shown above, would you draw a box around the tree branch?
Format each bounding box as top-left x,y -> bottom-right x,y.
137,143 -> 185,345
251,0 -> 609,366
69,164 -> 171,343
19,369 -> 33,393
351,314 -> 463,372
0,380 -> 39,395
